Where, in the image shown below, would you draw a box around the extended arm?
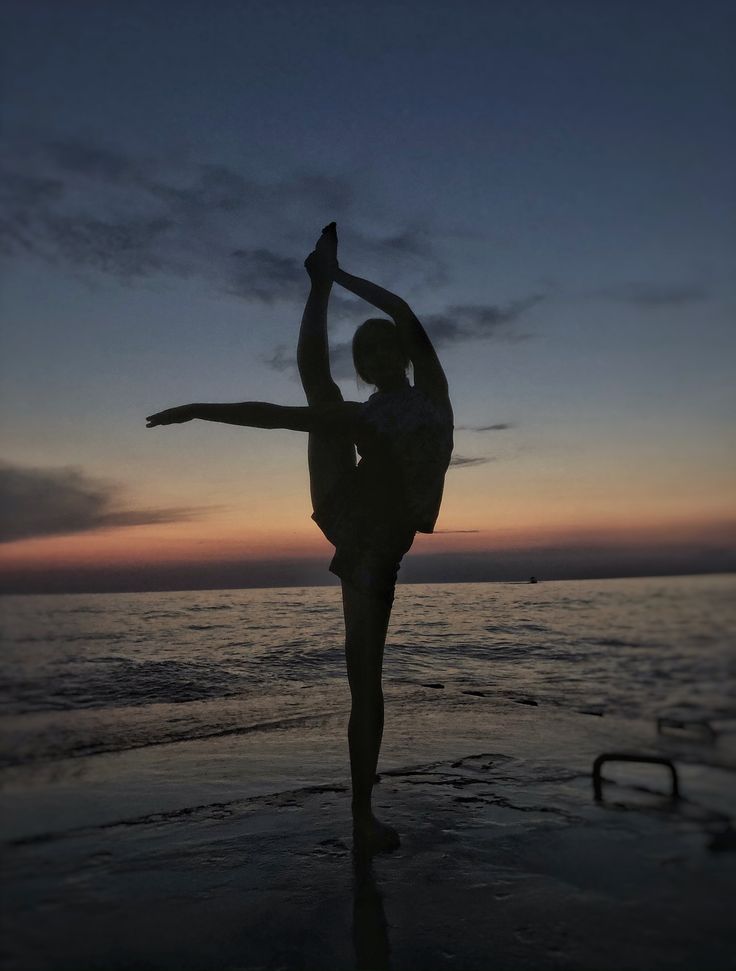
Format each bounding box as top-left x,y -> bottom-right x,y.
146,400 -> 361,433
334,267 -> 448,399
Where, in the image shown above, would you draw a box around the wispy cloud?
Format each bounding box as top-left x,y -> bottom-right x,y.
263,339 -> 356,381
433,529 -> 481,533
449,455 -> 495,469
455,423 -> 514,432
263,298 -> 541,380
227,248 -> 306,302
42,213 -> 175,278
422,298 -> 542,346
0,134 -> 447,302
0,461 -> 202,543
595,282 -> 708,307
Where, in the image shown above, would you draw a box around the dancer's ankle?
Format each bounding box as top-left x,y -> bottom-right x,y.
352,800 -> 372,823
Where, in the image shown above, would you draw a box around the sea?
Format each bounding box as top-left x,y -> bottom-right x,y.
3,574 -> 735,971
1,574 -> 734,781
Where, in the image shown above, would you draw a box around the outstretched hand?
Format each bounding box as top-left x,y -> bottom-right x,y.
146,405 -> 195,428
304,221 -> 338,281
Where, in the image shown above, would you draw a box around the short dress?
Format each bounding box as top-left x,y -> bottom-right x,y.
312,384 -> 454,603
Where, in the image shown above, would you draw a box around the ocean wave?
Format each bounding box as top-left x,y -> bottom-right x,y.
1,577 -> 734,771
0,707 -> 343,770
0,658 -> 245,715
186,604 -> 235,612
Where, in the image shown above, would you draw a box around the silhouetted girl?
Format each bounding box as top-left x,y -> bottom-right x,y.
147,224 -> 453,853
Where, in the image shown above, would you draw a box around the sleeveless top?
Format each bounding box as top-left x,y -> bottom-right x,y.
312,383 -> 453,551
354,384 -> 454,535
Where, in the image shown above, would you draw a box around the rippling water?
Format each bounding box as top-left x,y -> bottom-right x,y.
1,575 -> 734,773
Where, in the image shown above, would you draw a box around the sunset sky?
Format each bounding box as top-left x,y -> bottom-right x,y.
1,0 -> 734,593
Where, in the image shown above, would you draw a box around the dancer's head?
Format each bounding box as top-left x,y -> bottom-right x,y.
352,318 -> 409,389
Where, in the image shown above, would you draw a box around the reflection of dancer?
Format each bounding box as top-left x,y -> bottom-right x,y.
147,223 -> 453,853
353,853 -> 390,970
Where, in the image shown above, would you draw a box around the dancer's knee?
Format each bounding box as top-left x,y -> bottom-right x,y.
296,344 -> 341,402
349,683 -> 384,716
345,646 -> 383,703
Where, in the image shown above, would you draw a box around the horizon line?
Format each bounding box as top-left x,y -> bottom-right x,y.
1,568 -> 733,598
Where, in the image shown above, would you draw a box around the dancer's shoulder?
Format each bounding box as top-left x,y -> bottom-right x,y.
312,400 -> 364,432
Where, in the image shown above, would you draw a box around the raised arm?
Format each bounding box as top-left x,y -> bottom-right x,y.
333,267 -> 449,401
146,400 -> 361,433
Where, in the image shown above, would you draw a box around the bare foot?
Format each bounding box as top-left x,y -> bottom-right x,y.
304,222 -> 338,279
314,221 -> 338,263
353,814 -> 401,855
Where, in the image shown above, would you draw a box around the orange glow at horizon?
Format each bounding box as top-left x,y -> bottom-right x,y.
1,507 -> 733,576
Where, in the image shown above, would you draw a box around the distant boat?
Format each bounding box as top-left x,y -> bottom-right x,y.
529,576 -> 538,584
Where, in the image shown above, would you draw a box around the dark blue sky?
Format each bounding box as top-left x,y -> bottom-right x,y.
1,0 -> 734,590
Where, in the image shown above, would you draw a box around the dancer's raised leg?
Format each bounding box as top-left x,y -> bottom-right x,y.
299,224 -> 355,510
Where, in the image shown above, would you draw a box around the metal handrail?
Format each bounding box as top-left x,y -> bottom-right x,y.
592,752 -> 681,801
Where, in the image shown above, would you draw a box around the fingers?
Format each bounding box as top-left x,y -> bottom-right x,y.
145,410 -> 174,427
